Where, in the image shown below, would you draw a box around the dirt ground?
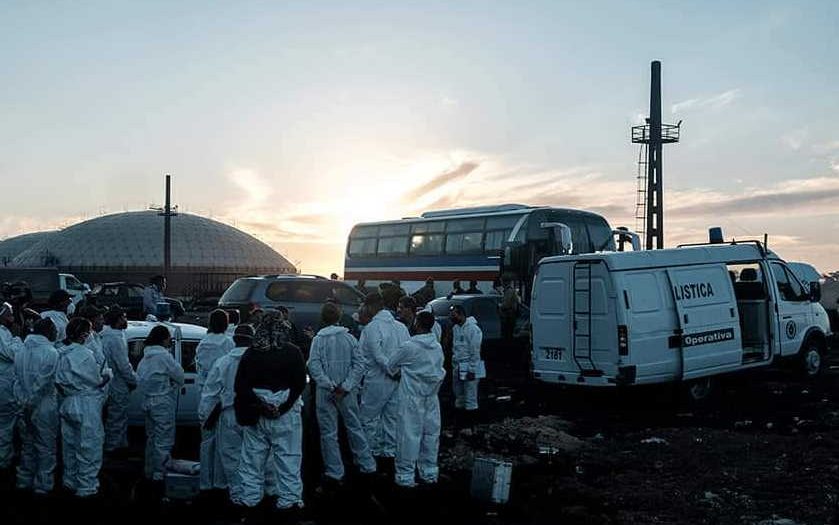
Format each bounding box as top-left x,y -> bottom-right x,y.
2,347 -> 839,525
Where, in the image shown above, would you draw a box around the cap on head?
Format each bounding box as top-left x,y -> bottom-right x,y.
48,290 -> 72,308
233,323 -> 255,346
33,318 -> 57,340
416,311 -> 435,333
104,305 -> 126,325
79,304 -> 105,320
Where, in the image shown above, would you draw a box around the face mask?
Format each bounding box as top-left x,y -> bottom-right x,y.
66,302 -> 76,316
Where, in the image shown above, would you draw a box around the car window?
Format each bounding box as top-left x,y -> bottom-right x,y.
102,287 -> 119,297
265,282 -> 293,302
181,340 -> 198,373
126,286 -> 144,298
332,285 -> 363,306
771,263 -> 805,302
65,277 -> 85,291
292,282 -> 333,303
472,299 -> 497,322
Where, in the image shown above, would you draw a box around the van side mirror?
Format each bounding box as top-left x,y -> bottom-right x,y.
809,281 -> 821,303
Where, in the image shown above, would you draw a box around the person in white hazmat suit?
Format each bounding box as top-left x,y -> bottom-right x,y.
450,304 -> 483,418
358,292 -> 410,463
80,305 -> 112,410
101,306 -> 137,453
196,309 -> 235,492
40,290 -> 73,342
233,311 -> 306,519
137,325 -> 184,482
199,324 -> 279,505
55,318 -> 111,497
0,303 -> 25,476
307,302 -> 376,484
382,311 -> 445,487
14,318 -> 59,494
102,306 -> 137,452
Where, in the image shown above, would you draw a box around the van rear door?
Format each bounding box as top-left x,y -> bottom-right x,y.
531,260 -> 574,381
667,264 -> 742,379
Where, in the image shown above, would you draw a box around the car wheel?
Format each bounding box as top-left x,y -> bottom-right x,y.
798,339 -> 824,378
682,376 -> 715,404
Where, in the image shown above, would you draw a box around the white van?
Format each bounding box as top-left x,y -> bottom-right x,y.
530,242 -> 831,399
125,321 -> 207,426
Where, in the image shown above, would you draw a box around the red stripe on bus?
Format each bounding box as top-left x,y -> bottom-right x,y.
344,270 -> 499,281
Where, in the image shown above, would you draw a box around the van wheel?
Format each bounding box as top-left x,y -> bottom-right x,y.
682,377 -> 715,404
798,339 -> 824,378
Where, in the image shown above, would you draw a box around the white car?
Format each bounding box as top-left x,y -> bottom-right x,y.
126,321 -> 207,426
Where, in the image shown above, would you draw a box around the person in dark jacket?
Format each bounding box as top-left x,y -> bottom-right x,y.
233,311 -> 306,518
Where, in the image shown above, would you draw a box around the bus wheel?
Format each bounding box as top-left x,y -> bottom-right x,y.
682,377 -> 715,404
798,339 -> 824,378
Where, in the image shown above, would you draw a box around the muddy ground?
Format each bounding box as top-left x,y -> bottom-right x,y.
2,348 -> 839,525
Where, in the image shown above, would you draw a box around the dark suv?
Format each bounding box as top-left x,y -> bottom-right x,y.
218,275 -> 365,331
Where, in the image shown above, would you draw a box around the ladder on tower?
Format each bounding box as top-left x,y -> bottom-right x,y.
572,262 -> 602,378
634,143 -> 648,237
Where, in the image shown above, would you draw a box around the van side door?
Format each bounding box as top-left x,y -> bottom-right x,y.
769,261 -> 810,357
667,264 -> 742,379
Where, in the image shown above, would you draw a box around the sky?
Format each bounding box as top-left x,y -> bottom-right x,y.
1,1 -> 838,276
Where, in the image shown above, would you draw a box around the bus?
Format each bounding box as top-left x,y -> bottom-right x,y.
343,204 -> 621,300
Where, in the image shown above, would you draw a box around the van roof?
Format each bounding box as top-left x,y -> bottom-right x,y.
540,243 -> 776,272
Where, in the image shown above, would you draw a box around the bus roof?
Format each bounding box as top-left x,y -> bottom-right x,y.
352,205 -> 606,228
539,243 -> 776,272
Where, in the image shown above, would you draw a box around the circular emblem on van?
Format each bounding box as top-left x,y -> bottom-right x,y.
785,320 -> 797,340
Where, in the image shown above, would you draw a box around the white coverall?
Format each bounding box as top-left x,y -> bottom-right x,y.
359,310 -> 410,458
452,316 -> 483,411
239,389 -> 303,509
196,332 -> 235,490
101,326 -> 138,451
0,326 -> 24,469
307,325 -> 375,481
14,334 -> 59,493
85,330 -> 112,406
55,342 -> 108,496
40,311 -> 69,343
386,333 -> 445,487
198,347 -> 279,501
137,345 -> 184,481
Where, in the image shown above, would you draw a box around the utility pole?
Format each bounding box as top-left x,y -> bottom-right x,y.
151,174 -> 178,279
632,60 -> 681,249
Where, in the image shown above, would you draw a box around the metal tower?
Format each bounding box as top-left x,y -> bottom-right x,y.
631,61 -> 681,250
150,174 -> 179,279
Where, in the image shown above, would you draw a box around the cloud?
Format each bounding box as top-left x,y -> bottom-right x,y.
782,128 -> 808,151
441,96 -> 459,107
669,175 -> 839,218
671,88 -> 742,114
400,161 -> 480,203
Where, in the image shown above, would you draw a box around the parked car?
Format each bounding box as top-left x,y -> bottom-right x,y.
125,320 -> 312,427
427,293 -> 531,368
218,274 -> 365,332
83,282 -> 185,320
126,321 -> 206,426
